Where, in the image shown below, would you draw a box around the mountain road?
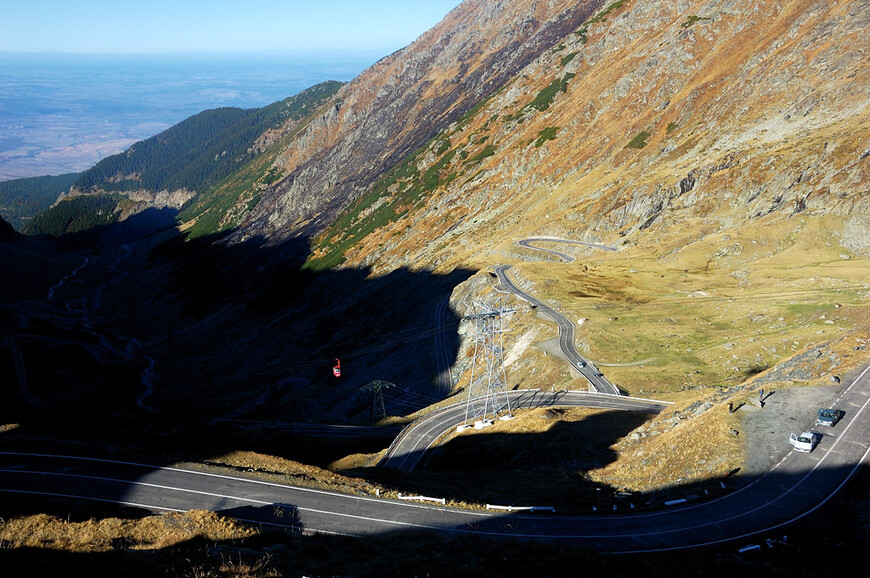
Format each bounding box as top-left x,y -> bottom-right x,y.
379,390 -> 669,472
3,237 -> 870,552
496,265 -> 621,395
2,362 -> 868,551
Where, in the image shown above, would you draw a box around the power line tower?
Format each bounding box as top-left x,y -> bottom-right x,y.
460,296 -> 515,430
360,380 -> 394,421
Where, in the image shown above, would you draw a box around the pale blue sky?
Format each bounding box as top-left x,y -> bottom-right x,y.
0,0 -> 463,54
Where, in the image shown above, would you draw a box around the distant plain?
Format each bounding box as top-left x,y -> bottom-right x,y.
0,51 -> 381,181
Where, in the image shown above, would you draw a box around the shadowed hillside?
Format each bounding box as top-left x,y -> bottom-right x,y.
1,0 -> 869,574
1,220 -> 474,431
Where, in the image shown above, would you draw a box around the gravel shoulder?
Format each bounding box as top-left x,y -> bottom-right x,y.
737,382 -> 844,480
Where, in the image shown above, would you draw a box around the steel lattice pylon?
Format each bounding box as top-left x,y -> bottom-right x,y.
462,296 -> 515,428
360,380 -> 394,421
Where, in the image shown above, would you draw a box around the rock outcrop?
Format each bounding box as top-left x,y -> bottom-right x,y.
294,0 -> 870,273
236,0 -> 606,242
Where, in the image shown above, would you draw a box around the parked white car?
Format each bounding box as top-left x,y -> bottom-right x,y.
789,431 -> 820,453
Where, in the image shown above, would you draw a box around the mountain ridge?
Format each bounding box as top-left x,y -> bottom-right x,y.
232,0 -> 606,242
1,3 -> 870,565
299,0 -> 870,273
6,0 -> 868,260
6,82 -> 344,239
1,0 -> 868,407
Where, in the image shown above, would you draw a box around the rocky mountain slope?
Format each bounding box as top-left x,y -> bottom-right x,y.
274,0 -> 869,401
20,0 -> 868,274
2,2 -> 870,550
98,0 -> 866,405
5,0 -> 867,406
232,0 -> 606,241
297,0 -> 869,273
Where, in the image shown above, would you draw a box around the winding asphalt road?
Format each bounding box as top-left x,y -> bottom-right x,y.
2,361 -> 869,551
380,390 -> 670,471
4,244 -> 159,412
509,238 -> 620,394
378,238 -> 622,471
516,237 -> 617,262
4,237 -> 870,551
381,238 -> 624,471
495,265 -> 620,395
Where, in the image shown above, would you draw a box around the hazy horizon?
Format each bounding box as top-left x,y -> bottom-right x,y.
0,51 -> 384,181
0,1 -> 462,181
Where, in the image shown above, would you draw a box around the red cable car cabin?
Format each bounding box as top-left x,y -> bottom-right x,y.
333,358 -> 341,377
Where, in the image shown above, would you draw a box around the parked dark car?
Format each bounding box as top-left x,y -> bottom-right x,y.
816,408 -> 843,427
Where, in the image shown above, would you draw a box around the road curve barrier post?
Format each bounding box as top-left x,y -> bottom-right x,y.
398,493 -> 446,505
486,504 -> 555,513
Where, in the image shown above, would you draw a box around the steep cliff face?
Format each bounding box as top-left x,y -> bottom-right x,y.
307,0 -> 869,272
235,0 -> 606,241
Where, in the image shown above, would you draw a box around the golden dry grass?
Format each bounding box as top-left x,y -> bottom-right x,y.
191,211 -> 870,504
179,450 -> 380,496
507,215 -> 870,396
0,510 -> 257,553
588,397 -> 743,492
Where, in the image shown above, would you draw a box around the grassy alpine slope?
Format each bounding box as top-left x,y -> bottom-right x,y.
296,0 -> 870,515
2,0 -> 870,573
